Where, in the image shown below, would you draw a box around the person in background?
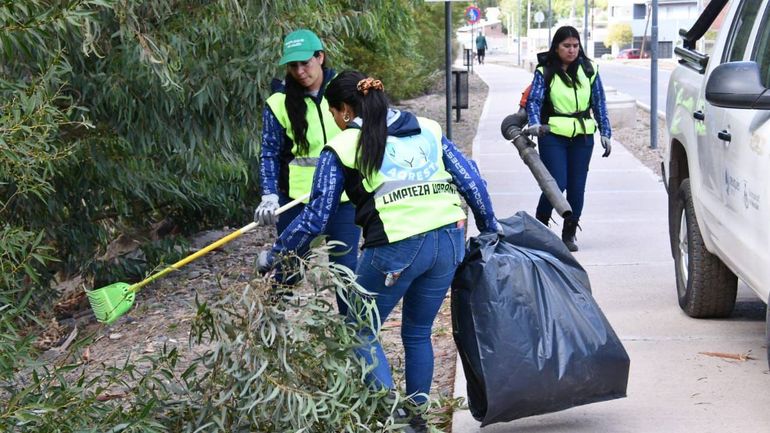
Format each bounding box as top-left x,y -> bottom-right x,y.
253,29 -> 361,313
525,25 -> 612,252
475,31 -> 488,64
259,71 -> 501,432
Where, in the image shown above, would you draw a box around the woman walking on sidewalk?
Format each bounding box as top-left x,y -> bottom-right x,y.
525,25 -> 612,251
260,71 -> 501,432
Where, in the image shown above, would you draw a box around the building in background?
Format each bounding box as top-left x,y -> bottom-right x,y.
606,0 -> 702,58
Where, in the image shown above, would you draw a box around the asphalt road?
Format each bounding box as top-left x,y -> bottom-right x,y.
596,61 -> 671,111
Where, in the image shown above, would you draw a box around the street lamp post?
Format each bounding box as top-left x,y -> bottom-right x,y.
584,0 -> 589,48
518,0 -> 523,65
548,0 -> 552,42
650,0 -> 658,149
444,1 -> 452,140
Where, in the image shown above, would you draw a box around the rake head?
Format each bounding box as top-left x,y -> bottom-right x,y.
86,282 -> 136,324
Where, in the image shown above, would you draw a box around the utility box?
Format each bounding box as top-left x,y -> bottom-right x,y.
451,69 -> 469,121
451,69 -> 469,109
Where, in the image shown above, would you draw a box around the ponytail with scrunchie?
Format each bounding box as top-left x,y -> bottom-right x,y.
356,77 -> 384,95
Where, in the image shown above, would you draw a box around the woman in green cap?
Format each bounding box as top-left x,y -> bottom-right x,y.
254,29 -> 360,313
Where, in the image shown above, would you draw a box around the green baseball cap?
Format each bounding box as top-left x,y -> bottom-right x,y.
278,29 -> 324,65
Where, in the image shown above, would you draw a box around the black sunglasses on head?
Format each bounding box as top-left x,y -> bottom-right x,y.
287,59 -> 312,68
286,52 -> 320,69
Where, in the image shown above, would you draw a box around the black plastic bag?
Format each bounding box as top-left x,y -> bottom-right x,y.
452,212 -> 630,427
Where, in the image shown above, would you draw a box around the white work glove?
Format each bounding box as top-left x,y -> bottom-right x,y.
600,136 -> 612,158
524,123 -> 547,137
254,194 -> 279,225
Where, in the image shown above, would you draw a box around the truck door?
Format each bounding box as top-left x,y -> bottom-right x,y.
710,0 -> 770,299
692,0 -> 763,257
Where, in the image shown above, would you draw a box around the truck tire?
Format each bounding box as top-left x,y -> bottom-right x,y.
766,306 -> 770,370
673,179 -> 738,318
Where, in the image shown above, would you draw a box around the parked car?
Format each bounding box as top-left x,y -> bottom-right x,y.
664,0 -> 769,365
616,48 -> 651,59
616,48 -> 641,59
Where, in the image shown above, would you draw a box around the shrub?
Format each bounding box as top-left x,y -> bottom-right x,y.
605,23 -> 633,49
1,250 -> 426,432
2,0 -> 454,304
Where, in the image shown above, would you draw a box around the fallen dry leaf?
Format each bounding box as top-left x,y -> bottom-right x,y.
698,351 -> 755,361
96,391 -> 127,401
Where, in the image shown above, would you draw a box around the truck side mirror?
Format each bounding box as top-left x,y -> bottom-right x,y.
705,61 -> 770,109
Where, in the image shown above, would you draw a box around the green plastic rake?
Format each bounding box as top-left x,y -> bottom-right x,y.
86,194 -> 309,324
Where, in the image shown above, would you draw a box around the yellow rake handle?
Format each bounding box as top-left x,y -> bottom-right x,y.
127,193 -> 310,294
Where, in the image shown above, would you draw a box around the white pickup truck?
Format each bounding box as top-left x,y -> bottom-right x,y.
664,0 -> 770,360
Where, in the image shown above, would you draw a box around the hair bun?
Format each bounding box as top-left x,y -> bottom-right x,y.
356,77 -> 384,96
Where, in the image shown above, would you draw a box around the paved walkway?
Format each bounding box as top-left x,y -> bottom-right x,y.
450,61 -> 770,432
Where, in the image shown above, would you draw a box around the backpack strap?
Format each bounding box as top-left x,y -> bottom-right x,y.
541,65 -> 556,124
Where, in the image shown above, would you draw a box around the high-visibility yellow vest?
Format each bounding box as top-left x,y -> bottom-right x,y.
538,61 -> 598,137
266,92 -> 343,202
326,117 -> 466,247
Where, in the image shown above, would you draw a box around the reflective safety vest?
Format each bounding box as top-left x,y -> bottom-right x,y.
537,61 -> 598,138
326,117 -> 466,247
266,92 -> 344,202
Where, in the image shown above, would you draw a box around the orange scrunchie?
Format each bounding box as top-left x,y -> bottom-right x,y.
356,77 -> 384,95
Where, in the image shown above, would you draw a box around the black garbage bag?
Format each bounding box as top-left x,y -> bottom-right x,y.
452,212 -> 630,427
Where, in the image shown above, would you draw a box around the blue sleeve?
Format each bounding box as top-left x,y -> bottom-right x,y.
271,149 -> 345,256
526,70 -> 546,126
260,106 -> 284,196
591,74 -> 612,139
441,137 -> 498,233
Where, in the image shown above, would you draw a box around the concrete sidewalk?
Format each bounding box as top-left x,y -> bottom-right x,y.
450,62 -> 770,432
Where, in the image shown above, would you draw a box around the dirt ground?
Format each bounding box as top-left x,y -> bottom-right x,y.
613,107 -> 667,179
42,67 -> 663,431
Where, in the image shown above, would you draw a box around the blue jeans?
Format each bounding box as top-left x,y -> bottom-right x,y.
277,198 -> 361,314
351,223 -> 466,403
536,133 -> 594,220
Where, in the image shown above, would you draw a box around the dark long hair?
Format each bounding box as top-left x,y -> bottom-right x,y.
325,71 -> 389,179
544,26 -> 589,88
284,51 -> 325,155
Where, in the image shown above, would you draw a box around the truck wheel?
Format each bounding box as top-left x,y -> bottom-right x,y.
766,306 -> 770,370
673,179 -> 738,318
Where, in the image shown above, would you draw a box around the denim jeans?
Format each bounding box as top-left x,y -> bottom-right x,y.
277,198 -> 361,314
351,223 -> 466,403
536,133 -> 594,220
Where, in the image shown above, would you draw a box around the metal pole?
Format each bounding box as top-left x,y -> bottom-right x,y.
518,0 -> 522,65
508,13 -> 512,53
584,0 -> 589,48
527,0 -> 531,58
527,0 -> 531,33
471,22 -> 475,74
445,1 -> 452,140
547,0 -> 553,44
650,0 -> 658,149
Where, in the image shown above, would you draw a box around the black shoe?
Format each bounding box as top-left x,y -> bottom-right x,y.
403,415 -> 428,433
562,218 -> 580,252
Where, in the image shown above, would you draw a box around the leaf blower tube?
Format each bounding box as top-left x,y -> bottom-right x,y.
500,108 -> 573,219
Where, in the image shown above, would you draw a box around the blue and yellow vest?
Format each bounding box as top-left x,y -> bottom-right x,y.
326,117 -> 466,247
266,91 -> 343,202
538,61 -> 598,137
